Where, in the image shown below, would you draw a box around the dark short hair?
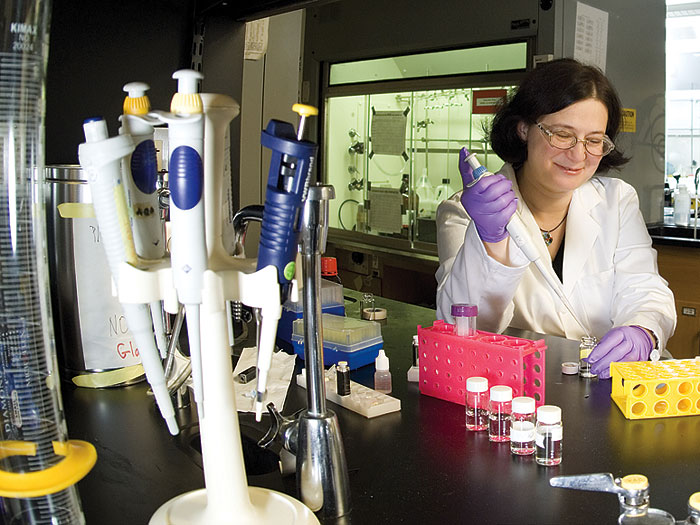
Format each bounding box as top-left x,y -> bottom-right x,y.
489,58 -> 629,172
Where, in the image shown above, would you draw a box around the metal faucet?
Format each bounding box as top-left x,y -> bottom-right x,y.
259,183 -> 352,518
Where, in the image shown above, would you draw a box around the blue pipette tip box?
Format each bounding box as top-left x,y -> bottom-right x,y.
291,313 -> 383,370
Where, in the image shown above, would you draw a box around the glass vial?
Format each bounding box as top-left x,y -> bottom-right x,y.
361,292 -> 376,320
374,349 -> 392,393
579,335 -> 598,378
465,376 -> 489,431
411,334 -> 419,367
336,361 -> 350,396
451,303 -> 478,337
510,396 -> 536,455
488,385 -> 513,442
535,405 -> 563,466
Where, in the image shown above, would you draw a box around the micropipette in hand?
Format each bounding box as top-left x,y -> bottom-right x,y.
460,149 -> 591,337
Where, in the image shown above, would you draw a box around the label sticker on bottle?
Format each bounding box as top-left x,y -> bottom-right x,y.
511,421 -> 535,442
536,428 -> 563,446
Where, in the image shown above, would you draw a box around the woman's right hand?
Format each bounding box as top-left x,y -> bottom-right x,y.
459,150 -> 517,243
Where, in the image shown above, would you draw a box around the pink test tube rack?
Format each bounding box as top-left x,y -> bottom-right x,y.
417,320 -> 547,406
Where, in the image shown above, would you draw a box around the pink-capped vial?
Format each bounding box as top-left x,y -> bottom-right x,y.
465,376 -> 489,431
488,385 -> 513,442
510,396 -> 536,455
451,303 -> 478,337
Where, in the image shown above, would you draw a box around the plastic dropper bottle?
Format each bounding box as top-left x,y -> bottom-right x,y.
374,349 -> 392,394
675,184 -> 691,226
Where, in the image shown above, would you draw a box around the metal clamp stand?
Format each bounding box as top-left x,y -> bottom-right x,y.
296,184 -> 352,517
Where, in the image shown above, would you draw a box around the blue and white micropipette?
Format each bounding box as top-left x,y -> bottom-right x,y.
120,82 -> 168,358
78,118 -> 178,435
164,70 -> 207,409
462,149 -> 591,337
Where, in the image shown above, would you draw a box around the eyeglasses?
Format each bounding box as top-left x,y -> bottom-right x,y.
535,122 -> 615,157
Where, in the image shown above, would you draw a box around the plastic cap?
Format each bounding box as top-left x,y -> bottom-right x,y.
537,405 -> 562,424
292,103 -> 318,117
122,82 -> 151,115
451,303 -> 478,318
512,396 -> 535,414
466,376 -> 488,393
82,118 -> 108,143
321,256 -> 338,276
620,474 -> 649,491
489,385 -> 513,402
123,81 -> 149,98
463,150 -> 484,174
337,361 -> 349,372
688,492 -> 700,511
171,70 -> 204,114
172,69 -> 203,94
375,349 -> 390,371
561,361 -> 579,375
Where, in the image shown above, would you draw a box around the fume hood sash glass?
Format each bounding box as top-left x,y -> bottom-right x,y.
329,42 -> 527,86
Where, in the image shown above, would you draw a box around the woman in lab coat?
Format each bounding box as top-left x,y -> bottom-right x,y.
435,59 -> 676,378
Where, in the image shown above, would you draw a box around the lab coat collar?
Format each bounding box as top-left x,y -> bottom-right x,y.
563,178 -> 604,295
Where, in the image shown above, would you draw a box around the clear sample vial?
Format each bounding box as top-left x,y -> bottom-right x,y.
465,376 -> 489,431
361,292 -> 376,320
535,405 -> 563,466
488,385 -> 512,442
510,396 -> 536,455
578,335 -> 598,378
374,349 -> 392,394
451,303 -> 478,337
336,361 -> 350,396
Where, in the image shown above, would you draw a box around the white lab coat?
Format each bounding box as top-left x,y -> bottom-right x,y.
435,164 -> 676,349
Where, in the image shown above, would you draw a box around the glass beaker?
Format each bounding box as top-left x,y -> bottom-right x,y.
0,2 -> 90,523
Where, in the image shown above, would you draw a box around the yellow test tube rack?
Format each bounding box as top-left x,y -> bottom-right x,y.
611,358 -> 700,419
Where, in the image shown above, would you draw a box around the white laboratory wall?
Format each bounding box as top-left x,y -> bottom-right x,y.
239,10 -> 305,256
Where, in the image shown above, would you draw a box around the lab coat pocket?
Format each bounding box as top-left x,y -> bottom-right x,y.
575,268 -> 614,334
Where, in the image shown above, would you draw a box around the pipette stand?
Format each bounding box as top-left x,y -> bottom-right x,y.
117,94 -> 318,524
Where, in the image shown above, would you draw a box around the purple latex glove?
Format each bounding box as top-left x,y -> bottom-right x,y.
458,148 -> 517,243
587,326 -> 654,379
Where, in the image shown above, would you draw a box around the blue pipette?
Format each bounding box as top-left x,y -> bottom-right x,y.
254,104 -> 318,418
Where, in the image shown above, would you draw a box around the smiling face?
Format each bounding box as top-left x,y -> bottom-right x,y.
518,98 -> 609,197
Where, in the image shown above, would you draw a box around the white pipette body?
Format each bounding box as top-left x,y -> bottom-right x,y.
163,70 -> 207,409
463,150 -> 591,337
78,118 -> 178,435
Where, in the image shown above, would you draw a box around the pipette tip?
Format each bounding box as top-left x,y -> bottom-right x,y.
255,391 -> 265,422
166,416 -> 180,436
